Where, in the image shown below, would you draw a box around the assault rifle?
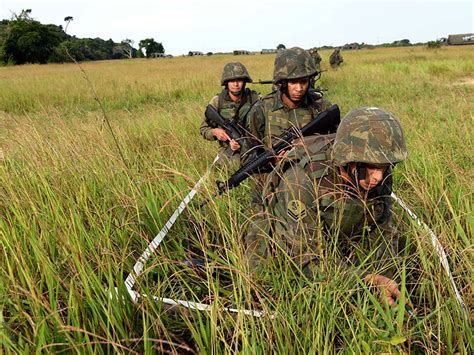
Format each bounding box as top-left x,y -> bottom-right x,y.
253,79 -> 273,85
216,104 -> 340,194
204,105 -> 242,142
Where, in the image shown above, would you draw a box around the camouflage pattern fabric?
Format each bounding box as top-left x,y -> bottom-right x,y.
332,107 -> 408,166
241,89 -> 332,164
200,88 -> 260,169
309,48 -> 322,71
220,62 -> 253,85
273,47 -> 318,83
329,49 -> 343,68
244,134 -> 400,279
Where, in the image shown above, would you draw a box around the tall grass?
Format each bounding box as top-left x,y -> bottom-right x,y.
0,46 -> 472,352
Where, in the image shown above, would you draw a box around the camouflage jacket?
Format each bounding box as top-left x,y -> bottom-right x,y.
310,50 -> 322,64
241,89 -> 332,164
329,52 -> 343,66
245,134 -> 398,277
199,88 -> 260,152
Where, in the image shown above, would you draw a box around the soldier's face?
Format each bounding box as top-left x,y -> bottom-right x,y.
286,78 -> 310,102
354,164 -> 388,190
227,79 -> 245,97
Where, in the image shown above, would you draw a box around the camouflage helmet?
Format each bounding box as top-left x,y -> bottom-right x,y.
333,107 -> 408,166
273,47 -> 317,83
221,62 -> 252,85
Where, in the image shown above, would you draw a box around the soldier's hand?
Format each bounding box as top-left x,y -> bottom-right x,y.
211,128 -> 230,141
274,150 -> 287,164
363,273 -> 401,307
229,139 -> 240,151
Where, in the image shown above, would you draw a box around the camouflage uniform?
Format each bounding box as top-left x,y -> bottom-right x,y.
244,107 -> 408,280
309,48 -> 322,72
200,62 -> 259,168
241,47 -> 331,209
329,49 -> 343,68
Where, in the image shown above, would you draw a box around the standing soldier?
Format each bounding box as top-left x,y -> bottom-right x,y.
200,62 -> 260,169
309,47 -> 322,72
245,107 -> 408,306
241,47 -> 332,209
329,48 -> 344,68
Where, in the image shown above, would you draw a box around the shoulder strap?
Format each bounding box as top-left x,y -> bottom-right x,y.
217,90 -> 228,112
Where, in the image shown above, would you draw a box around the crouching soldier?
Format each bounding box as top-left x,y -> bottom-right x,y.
200,62 -> 260,170
244,107 -> 408,306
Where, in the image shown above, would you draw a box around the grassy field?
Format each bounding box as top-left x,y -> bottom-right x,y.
0,46 -> 473,353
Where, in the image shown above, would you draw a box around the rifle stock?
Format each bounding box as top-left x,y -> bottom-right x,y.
217,104 -> 340,193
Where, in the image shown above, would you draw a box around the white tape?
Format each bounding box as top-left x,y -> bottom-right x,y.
119,155 -> 272,318
110,287 -> 271,318
125,155 -> 220,291
391,192 -> 468,318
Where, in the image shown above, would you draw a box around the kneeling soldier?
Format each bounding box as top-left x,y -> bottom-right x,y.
245,107 -> 408,306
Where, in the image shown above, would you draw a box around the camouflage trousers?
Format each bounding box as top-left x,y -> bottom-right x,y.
243,214 -> 401,281
216,146 -> 241,171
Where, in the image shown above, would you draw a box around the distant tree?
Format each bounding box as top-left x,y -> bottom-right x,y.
427,40 -> 441,49
138,38 -> 164,58
2,11 -> 67,64
13,9 -> 33,21
136,47 -> 145,58
277,44 -> 286,50
113,39 -> 135,59
63,16 -> 73,32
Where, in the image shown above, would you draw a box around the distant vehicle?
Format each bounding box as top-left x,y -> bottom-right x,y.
188,51 -> 204,56
151,53 -> 165,58
261,49 -> 277,54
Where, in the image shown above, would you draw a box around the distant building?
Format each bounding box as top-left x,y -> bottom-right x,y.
447,33 -> 474,45
342,43 -> 360,50
188,51 -> 204,56
233,50 -> 251,55
261,48 -> 277,54
151,53 -> 165,58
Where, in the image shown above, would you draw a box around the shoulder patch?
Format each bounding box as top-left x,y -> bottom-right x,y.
287,199 -> 307,222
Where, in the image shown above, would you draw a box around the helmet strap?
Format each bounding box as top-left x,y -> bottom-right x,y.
344,163 -> 367,186
356,163 -> 367,180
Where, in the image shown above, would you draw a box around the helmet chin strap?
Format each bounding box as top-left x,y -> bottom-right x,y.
345,163 -> 367,186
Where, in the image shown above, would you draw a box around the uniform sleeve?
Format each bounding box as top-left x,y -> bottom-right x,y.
240,101 -> 267,165
199,96 -> 219,141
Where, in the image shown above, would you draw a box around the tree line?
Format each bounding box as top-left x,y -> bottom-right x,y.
0,10 -> 164,65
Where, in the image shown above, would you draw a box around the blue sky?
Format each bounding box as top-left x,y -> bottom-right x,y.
1,0 -> 472,55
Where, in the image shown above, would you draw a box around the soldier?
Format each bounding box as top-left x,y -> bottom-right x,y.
241,47 -> 332,209
329,48 -> 343,68
200,62 -> 260,168
245,107 -> 408,306
309,47 -> 322,72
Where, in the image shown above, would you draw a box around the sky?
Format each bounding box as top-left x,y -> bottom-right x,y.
1,0 -> 472,55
